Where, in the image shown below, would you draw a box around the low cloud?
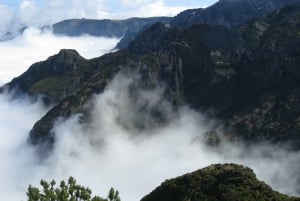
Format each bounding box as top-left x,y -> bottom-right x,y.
0,27 -> 119,83
0,0 -> 217,38
0,91 -> 48,200
20,73 -> 300,201
0,72 -> 299,201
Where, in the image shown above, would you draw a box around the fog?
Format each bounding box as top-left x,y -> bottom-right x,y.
0,28 -> 299,201
0,91 -> 49,200
1,72 -> 299,201
0,0 -> 215,39
0,27 -> 120,83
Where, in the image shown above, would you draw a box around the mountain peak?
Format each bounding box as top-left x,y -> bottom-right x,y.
56,49 -> 80,60
141,164 -> 298,201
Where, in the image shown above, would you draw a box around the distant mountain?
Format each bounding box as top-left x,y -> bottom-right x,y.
52,17 -> 171,47
171,0 -> 299,28
141,164 -> 299,201
51,0 -> 298,49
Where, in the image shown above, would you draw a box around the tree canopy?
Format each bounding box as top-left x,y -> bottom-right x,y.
26,176 -> 121,201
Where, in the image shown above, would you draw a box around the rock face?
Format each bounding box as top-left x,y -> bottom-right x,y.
171,0 -> 299,28
3,2 -> 300,148
141,164 -> 300,201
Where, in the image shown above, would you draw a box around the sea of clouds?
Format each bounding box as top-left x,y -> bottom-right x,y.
0,16 -> 299,201
0,0 -> 218,40
0,27 -> 119,84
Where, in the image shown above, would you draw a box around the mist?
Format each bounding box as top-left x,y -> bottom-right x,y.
0,0 -> 215,39
0,91 -> 49,200
1,73 -> 298,201
0,27 -> 120,83
0,25 -> 299,201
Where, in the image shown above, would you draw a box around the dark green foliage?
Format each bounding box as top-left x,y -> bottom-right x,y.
26,176 -> 120,201
141,164 -> 300,201
107,188 -> 121,201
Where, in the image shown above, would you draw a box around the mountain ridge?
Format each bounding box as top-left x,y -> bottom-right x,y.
2,1 -> 300,149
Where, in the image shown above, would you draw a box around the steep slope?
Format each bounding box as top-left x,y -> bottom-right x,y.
141,164 -> 299,201
171,0 -> 299,28
4,4 -> 300,148
1,49 -> 94,103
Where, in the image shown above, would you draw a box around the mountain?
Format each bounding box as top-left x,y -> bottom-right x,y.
171,0 -> 299,28
52,17 -> 171,48
141,164 -> 299,201
53,0 -> 299,50
3,3 -> 300,149
2,49 -> 92,103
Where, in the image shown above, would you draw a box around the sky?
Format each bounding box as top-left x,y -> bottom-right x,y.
0,0 -> 218,36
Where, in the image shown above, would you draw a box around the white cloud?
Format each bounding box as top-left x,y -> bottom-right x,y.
132,0 -> 187,17
0,27 -> 120,83
0,71 -> 300,201
0,0 -> 211,39
0,92 -> 48,200
121,0 -> 157,7
40,74 -> 300,201
0,4 -> 14,36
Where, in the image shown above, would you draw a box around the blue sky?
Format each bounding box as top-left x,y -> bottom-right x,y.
0,0 -> 218,35
1,0 -> 217,8
1,0 -> 218,15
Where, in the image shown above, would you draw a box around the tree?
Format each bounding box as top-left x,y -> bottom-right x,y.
26,176 -> 120,201
107,188 -> 120,201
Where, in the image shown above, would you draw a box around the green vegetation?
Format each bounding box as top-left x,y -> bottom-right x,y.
141,164 -> 299,201
29,76 -> 71,98
26,176 -> 120,201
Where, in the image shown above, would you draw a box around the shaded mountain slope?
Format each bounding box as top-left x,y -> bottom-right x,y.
114,0 -> 300,49
171,0 -> 299,28
141,164 -> 300,201
3,4 -> 300,148
2,49 -> 94,103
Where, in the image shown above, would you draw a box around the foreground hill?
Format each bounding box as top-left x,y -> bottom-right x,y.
141,164 -> 300,201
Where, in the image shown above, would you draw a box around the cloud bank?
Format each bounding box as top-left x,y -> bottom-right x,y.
0,0 -> 218,38
0,27 -> 119,84
1,73 -> 298,201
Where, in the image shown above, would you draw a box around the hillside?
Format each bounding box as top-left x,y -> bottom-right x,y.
141,164 -> 300,201
171,0 -> 299,28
